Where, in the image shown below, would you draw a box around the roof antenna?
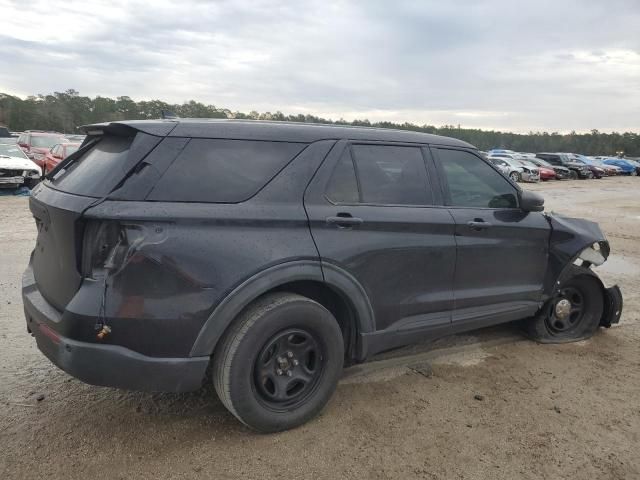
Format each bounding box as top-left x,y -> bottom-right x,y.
161,110 -> 179,120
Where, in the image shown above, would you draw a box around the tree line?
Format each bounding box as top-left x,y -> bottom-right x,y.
1,90 -> 638,156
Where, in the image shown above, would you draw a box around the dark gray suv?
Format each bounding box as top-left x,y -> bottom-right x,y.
23,120 -> 622,432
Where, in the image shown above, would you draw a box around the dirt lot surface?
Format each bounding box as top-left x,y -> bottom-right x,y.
1,178 -> 639,480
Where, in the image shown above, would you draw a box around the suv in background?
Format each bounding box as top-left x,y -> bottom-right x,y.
17,131 -> 69,169
23,119 -> 622,432
535,152 -> 592,179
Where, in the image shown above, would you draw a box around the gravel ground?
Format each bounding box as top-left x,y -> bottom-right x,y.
1,177 -> 639,480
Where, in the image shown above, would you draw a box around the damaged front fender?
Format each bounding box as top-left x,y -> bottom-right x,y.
544,213 -> 623,327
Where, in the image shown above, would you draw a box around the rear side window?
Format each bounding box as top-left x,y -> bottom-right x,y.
351,144 -> 431,205
437,148 -> 518,209
50,135 -> 134,197
147,139 -> 306,203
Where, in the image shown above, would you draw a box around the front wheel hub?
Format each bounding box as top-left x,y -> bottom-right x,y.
554,298 -> 572,319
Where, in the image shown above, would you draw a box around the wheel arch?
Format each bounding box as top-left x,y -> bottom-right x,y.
189,260 -> 375,362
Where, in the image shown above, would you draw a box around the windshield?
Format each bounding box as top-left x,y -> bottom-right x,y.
31,135 -> 66,148
0,144 -> 28,158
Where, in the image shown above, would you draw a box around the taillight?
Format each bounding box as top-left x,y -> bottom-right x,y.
81,221 -> 127,277
80,221 -> 167,278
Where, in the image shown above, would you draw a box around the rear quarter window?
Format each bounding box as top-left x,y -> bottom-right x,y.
146,139 -> 306,203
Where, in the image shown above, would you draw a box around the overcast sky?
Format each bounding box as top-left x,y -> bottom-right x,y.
1,0 -> 639,132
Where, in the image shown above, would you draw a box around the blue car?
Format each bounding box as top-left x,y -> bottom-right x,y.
603,158 -> 639,175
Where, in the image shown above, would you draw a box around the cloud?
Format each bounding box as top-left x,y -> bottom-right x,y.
0,0 -> 639,132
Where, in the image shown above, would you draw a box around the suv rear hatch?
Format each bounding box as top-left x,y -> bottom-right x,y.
29,125 -> 164,311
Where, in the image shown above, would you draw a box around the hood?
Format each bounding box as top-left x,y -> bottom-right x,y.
0,155 -> 42,174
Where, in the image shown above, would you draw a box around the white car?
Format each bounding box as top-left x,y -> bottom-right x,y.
488,155 -> 540,183
0,143 -> 41,189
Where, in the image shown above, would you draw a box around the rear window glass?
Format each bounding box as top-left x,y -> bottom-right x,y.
50,135 -> 134,197
147,139 -> 306,203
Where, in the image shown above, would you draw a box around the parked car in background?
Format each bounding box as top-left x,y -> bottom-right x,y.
22,119 -> 622,432
0,126 -> 11,138
624,158 -> 640,174
567,155 -> 605,179
603,158 -> 639,175
525,160 -> 555,180
581,157 -> 621,176
535,153 -> 592,179
0,143 -> 41,189
487,157 -> 513,177
489,155 -> 539,182
17,131 -> 69,169
42,142 -> 81,175
528,158 -> 571,180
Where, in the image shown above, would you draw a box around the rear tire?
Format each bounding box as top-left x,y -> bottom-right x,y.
524,269 -> 604,343
569,170 -> 578,180
212,292 -> 344,433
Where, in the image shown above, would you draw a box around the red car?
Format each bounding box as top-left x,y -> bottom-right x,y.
17,131 -> 69,169
537,164 -> 557,180
42,142 -> 81,175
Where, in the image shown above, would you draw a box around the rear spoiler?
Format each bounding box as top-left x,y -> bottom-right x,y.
79,120 -> 178,137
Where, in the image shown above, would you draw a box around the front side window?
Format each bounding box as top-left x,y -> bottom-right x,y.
437,149 -> 518,209
351,144 -> 431,205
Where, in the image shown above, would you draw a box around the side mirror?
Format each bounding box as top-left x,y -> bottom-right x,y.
520,190 -> 544,212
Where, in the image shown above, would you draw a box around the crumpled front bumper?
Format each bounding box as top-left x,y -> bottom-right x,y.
601,285 -> 623,328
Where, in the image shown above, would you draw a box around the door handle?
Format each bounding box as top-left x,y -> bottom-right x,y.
326,214 -> 363,228
467,220 -> 491,230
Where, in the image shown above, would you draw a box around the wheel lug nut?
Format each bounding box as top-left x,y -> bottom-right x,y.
292,359 -> 299,366
286,371 -> 292,377
276,369 -> 283,376
287,351 -> 294,358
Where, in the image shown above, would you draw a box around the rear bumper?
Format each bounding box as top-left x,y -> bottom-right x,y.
22,269 -> 209,392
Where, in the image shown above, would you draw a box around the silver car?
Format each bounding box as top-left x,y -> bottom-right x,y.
488,155 -> 540,182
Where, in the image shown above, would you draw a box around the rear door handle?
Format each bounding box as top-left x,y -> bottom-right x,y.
467,220 -> 491,230
326,215 -> 363,228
